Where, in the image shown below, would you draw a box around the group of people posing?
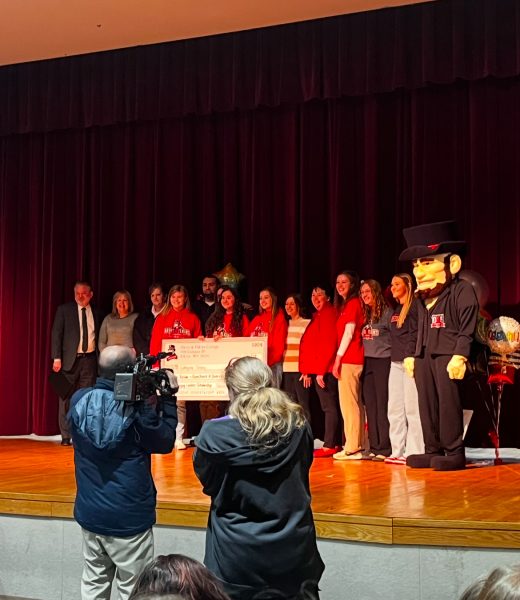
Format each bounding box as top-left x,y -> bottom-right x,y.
91,269 -> 425,464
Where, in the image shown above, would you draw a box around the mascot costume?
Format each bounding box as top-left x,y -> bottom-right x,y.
399,221 -> 479,471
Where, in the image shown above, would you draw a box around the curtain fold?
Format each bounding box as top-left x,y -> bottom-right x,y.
1,76 -> 520,434
1,0 -> 520,135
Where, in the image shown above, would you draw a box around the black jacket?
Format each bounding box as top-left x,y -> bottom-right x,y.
415,278 -> 478,357
51,302 -> 103,370
193,418 -> 324,600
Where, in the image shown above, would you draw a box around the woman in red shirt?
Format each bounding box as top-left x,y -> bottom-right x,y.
150,284 -> 202,450
248,287 -> 288,388
299,284 -> 341,457
205,286 -> 249,338
332,271 -> 365,461
203,286 -> 249,422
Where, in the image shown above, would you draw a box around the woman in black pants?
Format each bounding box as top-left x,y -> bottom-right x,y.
360,279 -> 392,461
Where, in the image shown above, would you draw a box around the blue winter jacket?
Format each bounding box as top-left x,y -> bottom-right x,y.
69,378 -> 177,536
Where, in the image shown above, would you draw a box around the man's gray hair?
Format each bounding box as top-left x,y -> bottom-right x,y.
99,345 -> 136,380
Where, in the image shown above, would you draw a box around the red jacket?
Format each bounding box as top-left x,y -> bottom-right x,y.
248,309 -> 288,366
150,308 -> 202,357
299,302 -> 337,375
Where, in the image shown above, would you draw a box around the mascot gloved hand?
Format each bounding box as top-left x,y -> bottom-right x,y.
447,355 -> 467,380
399,221 -> 478,471
403,356 -> 415,378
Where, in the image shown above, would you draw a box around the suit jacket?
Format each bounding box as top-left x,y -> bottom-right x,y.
51,302 -> 103,371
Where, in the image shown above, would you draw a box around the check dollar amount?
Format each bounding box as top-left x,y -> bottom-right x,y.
160,337 -> 268,401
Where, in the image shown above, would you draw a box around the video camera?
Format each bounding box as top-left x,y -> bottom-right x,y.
114,352 -> 179,404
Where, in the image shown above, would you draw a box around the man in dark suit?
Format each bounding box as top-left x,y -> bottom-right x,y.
51,281 -> 102,445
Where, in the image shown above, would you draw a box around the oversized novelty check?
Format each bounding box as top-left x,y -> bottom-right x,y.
160,337 -> 268,401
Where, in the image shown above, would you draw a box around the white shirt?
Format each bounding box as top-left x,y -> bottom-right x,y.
77,304 -> 96,353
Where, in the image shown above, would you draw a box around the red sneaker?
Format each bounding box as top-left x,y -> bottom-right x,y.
313,447 -> 337,458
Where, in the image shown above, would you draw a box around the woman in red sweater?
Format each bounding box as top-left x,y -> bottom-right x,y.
299,284 -> 341,457
203,286 -> 249,422
205,286 -> 249,338
248,287 -> 288,388
150,284 -> 202,450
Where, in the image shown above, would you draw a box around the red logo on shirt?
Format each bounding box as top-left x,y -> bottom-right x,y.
391,314 -> 399,323
431,314 -> 446,328
164,320 -> 190,338
251,325 -> 267,337
362,325 -> 379,340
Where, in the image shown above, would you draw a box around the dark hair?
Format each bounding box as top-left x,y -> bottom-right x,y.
149,282 -> 166,296
129,554 -> 230,600
205,286 -> 245,336
334,270 -> 360,310
310,283 -> 332,301
202,274 -> 219,284
131,594 -> 184,600
284,293 -> 307,319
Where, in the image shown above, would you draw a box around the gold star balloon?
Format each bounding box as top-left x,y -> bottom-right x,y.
214,263 -> 245,288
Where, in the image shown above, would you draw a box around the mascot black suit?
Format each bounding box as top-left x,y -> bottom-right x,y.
399,221 -> 479,471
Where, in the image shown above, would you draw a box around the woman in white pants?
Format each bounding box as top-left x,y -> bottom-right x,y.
385,274 -> 424,464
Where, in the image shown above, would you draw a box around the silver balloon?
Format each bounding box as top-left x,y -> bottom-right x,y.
487,316 -> 520,356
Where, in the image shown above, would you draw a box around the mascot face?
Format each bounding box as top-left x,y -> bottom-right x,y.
413,253 -> 462,299
413,253 -> 450,291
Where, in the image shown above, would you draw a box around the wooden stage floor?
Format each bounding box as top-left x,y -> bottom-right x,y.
2,439 -> 520,549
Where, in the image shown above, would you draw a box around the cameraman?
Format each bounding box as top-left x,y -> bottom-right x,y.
69,345 -> 177,600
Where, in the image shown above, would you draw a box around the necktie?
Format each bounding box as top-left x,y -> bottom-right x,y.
81,307 -> 88,353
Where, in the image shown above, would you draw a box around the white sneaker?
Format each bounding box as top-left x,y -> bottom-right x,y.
174,439 -> 187,450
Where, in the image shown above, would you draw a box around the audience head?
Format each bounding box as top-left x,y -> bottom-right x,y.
111,289 -> 134,317
202,275 -> 219,302
334,270 -> 360,309
284,293 -> 306,320
225,356 -> 305,449
98,345 -> 136,380
131,595 -> 184,600
459,565 -> 520,600
74,281 -> 94,307
129,554 -> 230,600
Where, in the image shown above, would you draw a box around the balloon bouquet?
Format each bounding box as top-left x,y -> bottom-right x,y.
459,270 -> 520,464
485,317 -> 520,464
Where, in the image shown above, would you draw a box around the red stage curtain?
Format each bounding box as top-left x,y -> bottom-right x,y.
1,0 -> 520,135
1,0 -> 520,436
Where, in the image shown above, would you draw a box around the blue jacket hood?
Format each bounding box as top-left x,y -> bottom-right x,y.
69,378 -> 137,450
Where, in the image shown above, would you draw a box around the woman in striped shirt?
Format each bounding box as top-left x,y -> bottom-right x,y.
281,294 -> 311,419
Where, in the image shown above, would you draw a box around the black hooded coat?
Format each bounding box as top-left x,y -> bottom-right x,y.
193,417 -> 324,600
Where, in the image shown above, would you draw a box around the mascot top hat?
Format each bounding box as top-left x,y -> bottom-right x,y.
399,220 -> 466,261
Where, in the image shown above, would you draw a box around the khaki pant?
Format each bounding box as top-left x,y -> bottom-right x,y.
81,527 -> 154,600
337,363 -> 364,453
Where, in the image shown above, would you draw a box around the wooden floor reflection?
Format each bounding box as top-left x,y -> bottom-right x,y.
1,439 -> 520,548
